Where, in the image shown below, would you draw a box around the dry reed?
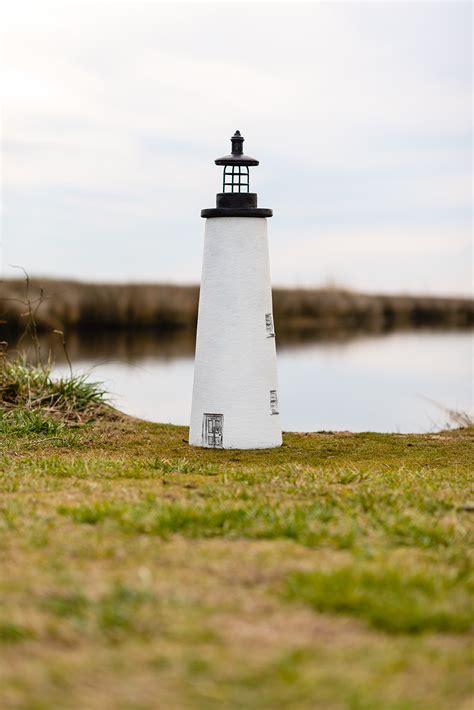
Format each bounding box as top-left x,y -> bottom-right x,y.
1,278 -> 472,334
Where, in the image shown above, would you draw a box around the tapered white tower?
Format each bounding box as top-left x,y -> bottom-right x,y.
189,131 -> 282,449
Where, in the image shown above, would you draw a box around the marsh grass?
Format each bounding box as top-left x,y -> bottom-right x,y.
0,353 -> 107,427
2,277 -> 473,333
1,272 -> 108,428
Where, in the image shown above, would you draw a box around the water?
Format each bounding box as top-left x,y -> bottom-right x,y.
48,329 -> 472,433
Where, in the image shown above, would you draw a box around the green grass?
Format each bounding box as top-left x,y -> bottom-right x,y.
0,408 -> 66,435
284,565 -> 474,633
55,493 -> 460,551
0,623 -> 34,644
0,416 -> 472,709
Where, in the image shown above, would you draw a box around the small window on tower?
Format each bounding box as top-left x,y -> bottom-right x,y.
270,390 -> 279,415
265,313 -> 275,338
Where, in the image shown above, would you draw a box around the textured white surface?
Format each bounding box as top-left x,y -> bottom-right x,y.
189,217 -> 282,449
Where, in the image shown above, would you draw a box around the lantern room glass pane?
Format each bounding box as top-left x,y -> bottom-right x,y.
222,165 -> 250,193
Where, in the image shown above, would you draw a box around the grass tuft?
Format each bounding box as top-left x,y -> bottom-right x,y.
0,408 -> 65,435
0,353 -> 107,425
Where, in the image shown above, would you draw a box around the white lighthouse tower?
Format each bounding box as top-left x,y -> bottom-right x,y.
189,131 -> 282,449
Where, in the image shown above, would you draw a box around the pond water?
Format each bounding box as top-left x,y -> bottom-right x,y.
44,329 -> 472,434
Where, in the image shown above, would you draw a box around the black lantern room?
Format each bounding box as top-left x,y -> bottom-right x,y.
201,131 -> 272,218
216,130 -> 258,193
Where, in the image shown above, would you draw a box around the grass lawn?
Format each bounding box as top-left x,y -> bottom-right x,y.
0,414 -> 473,709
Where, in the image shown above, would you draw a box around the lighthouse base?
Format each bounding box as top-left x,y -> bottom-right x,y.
189,217 -> 282,450
189,410 -> 282,450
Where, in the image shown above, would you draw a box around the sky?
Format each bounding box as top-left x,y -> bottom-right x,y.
1,1 -> 472,294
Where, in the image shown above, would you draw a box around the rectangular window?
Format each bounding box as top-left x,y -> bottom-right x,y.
270,390 -> 279,415
202,413 -> 224,448
265,313 -> 275,338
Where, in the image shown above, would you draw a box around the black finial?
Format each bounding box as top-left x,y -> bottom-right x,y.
215,131 -> 259,166
231,130 -> 244,156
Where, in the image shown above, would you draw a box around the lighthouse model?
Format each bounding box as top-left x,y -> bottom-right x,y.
189,131 -> 282,449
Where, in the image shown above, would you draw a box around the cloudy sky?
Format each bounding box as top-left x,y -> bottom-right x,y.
2,1 -> 472,294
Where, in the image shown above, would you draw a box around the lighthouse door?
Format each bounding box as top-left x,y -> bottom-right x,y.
202,413 -> 223,448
